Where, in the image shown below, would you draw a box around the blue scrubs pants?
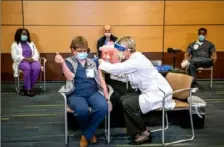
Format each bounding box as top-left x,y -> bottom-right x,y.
68,92 -> 108,140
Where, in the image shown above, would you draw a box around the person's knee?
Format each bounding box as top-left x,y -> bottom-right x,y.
121,99 -> 129,108
20,63 -> 31,71
31,62 -> 41,71
75,107 -> 89,117
96,101 -> 108,116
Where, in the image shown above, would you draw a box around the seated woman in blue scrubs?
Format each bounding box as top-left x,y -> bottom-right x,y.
55,36 -> 111,147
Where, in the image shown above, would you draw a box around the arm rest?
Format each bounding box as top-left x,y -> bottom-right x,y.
162,88 -> 198,108
39,57 -> 47,71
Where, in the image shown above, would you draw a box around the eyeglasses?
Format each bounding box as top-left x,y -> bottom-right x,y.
76,48 -> 88,52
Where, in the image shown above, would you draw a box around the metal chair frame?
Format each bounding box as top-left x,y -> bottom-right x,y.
197,66 -> 213,89
60,92 -> 110,146
151,88 -> 195,146
14,57 -> 47,92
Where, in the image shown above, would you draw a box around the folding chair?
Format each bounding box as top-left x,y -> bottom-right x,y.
151,72 -> 195,146
197,66 -> 213,89
59,85 -> 113,146
14,57 -> 47,93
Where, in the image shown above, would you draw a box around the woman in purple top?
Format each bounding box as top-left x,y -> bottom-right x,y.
11,28 -> 41,97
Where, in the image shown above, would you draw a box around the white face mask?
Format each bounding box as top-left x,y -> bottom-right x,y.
104,33 -> 111,38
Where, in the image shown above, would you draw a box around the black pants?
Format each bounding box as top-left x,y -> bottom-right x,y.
120,91 -> 147,136
187,58 -> 213,84
106,75 -> 135,126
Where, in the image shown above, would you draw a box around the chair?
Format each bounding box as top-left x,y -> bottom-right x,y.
14,57 -> 47,93
197,66 -> 213,89
59,85 -> 113,146
151,72 -> 195,146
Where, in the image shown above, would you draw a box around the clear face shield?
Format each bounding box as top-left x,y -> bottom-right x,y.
114,43 -> 127,61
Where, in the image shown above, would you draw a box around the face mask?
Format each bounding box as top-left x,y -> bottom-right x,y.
76,52 -> 88,60
104,33 -> 111,38
198,35 -> 205,41
21,35 -> 28,41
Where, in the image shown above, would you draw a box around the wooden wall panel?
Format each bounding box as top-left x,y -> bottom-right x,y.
1,1 -> 22,25
2,52 -> 224,82
165,1 -> 224,25
6,26 -> 162,53
164,26 -> 224,51
1,26 -> 23,53
23,1 -> 164,25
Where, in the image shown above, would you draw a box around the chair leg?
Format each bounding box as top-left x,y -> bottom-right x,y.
104,111 -> 110,144
64,97 -> 68,146
15,76 -> 20,93
40,71 -> 46,92
162,109 -> 195,146
151,112 -> 169,133
210,68 -> 213,90
107,111 -> 110,144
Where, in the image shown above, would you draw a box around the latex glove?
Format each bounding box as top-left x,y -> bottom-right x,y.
107,100 -> 113,112
55,52 -> 64,63
181,60 -> 190,68
98,59 -> 104,65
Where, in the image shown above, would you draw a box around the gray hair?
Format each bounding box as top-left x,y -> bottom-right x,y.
116,36 -> 136,52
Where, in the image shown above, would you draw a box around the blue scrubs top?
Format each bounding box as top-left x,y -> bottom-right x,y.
65,59 -> 98,98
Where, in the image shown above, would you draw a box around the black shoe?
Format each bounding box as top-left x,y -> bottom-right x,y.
24,90 -> 35,97
129,133 -> 152,145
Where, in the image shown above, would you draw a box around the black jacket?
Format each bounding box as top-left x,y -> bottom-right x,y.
96,35 -> 118,57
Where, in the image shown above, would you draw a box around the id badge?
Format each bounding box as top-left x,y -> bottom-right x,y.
86,69 -> 95,78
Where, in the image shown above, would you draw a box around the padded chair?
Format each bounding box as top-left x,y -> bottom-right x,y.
59,85 -> 114,146
197,66 -> 213,89
14,57 -> 47,92
151,72 -> 195,146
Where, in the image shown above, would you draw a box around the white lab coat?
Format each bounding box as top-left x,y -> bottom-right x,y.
99,52 -> 175,114
11,41 -> 40,77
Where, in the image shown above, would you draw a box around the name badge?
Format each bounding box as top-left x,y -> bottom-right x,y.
193,44 -> 199,50
86,69 -> 95,78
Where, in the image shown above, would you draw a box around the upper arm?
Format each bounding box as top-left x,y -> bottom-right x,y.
186,44 -> 192,54
65,60 -> 74,73
209,43 -> 216,53
99,59 -> 138,75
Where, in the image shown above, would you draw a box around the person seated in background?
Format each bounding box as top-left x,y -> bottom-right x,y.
99,36 -> 175,145
11,28 -> 41,97
55,36 -> 112,147
97,25 -> 118,58
181,28 -> 217,88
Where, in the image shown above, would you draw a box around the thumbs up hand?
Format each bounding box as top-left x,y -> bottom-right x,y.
55,52 -> 64,63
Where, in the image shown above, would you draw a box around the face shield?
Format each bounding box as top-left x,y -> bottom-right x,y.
114,43 -> 126,60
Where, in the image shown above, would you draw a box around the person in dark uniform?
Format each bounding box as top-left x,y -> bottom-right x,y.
96,25 -> 118,57
182,28 -> 217,87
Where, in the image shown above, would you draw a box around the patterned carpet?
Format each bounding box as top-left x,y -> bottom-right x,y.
1,81 -> 224,147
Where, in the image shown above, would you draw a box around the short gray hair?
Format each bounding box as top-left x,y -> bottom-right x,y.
116,36 -> 136,52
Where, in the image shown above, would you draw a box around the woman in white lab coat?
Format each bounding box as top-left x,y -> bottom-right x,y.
11,28 -> 40,97
99,36 -> 175,145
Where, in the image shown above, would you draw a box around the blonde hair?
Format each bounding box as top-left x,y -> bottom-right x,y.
116,36 -> 136,52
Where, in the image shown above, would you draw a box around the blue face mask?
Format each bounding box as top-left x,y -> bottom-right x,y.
76,52 -> 88,60
198,35 -> 205,41
21,35 -> 28,41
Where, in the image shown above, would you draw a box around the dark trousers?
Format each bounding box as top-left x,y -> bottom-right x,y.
187,59 -> 213,84
68,92 -> 108,140
120,92 -> 147,136
105,73 -> 135,126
